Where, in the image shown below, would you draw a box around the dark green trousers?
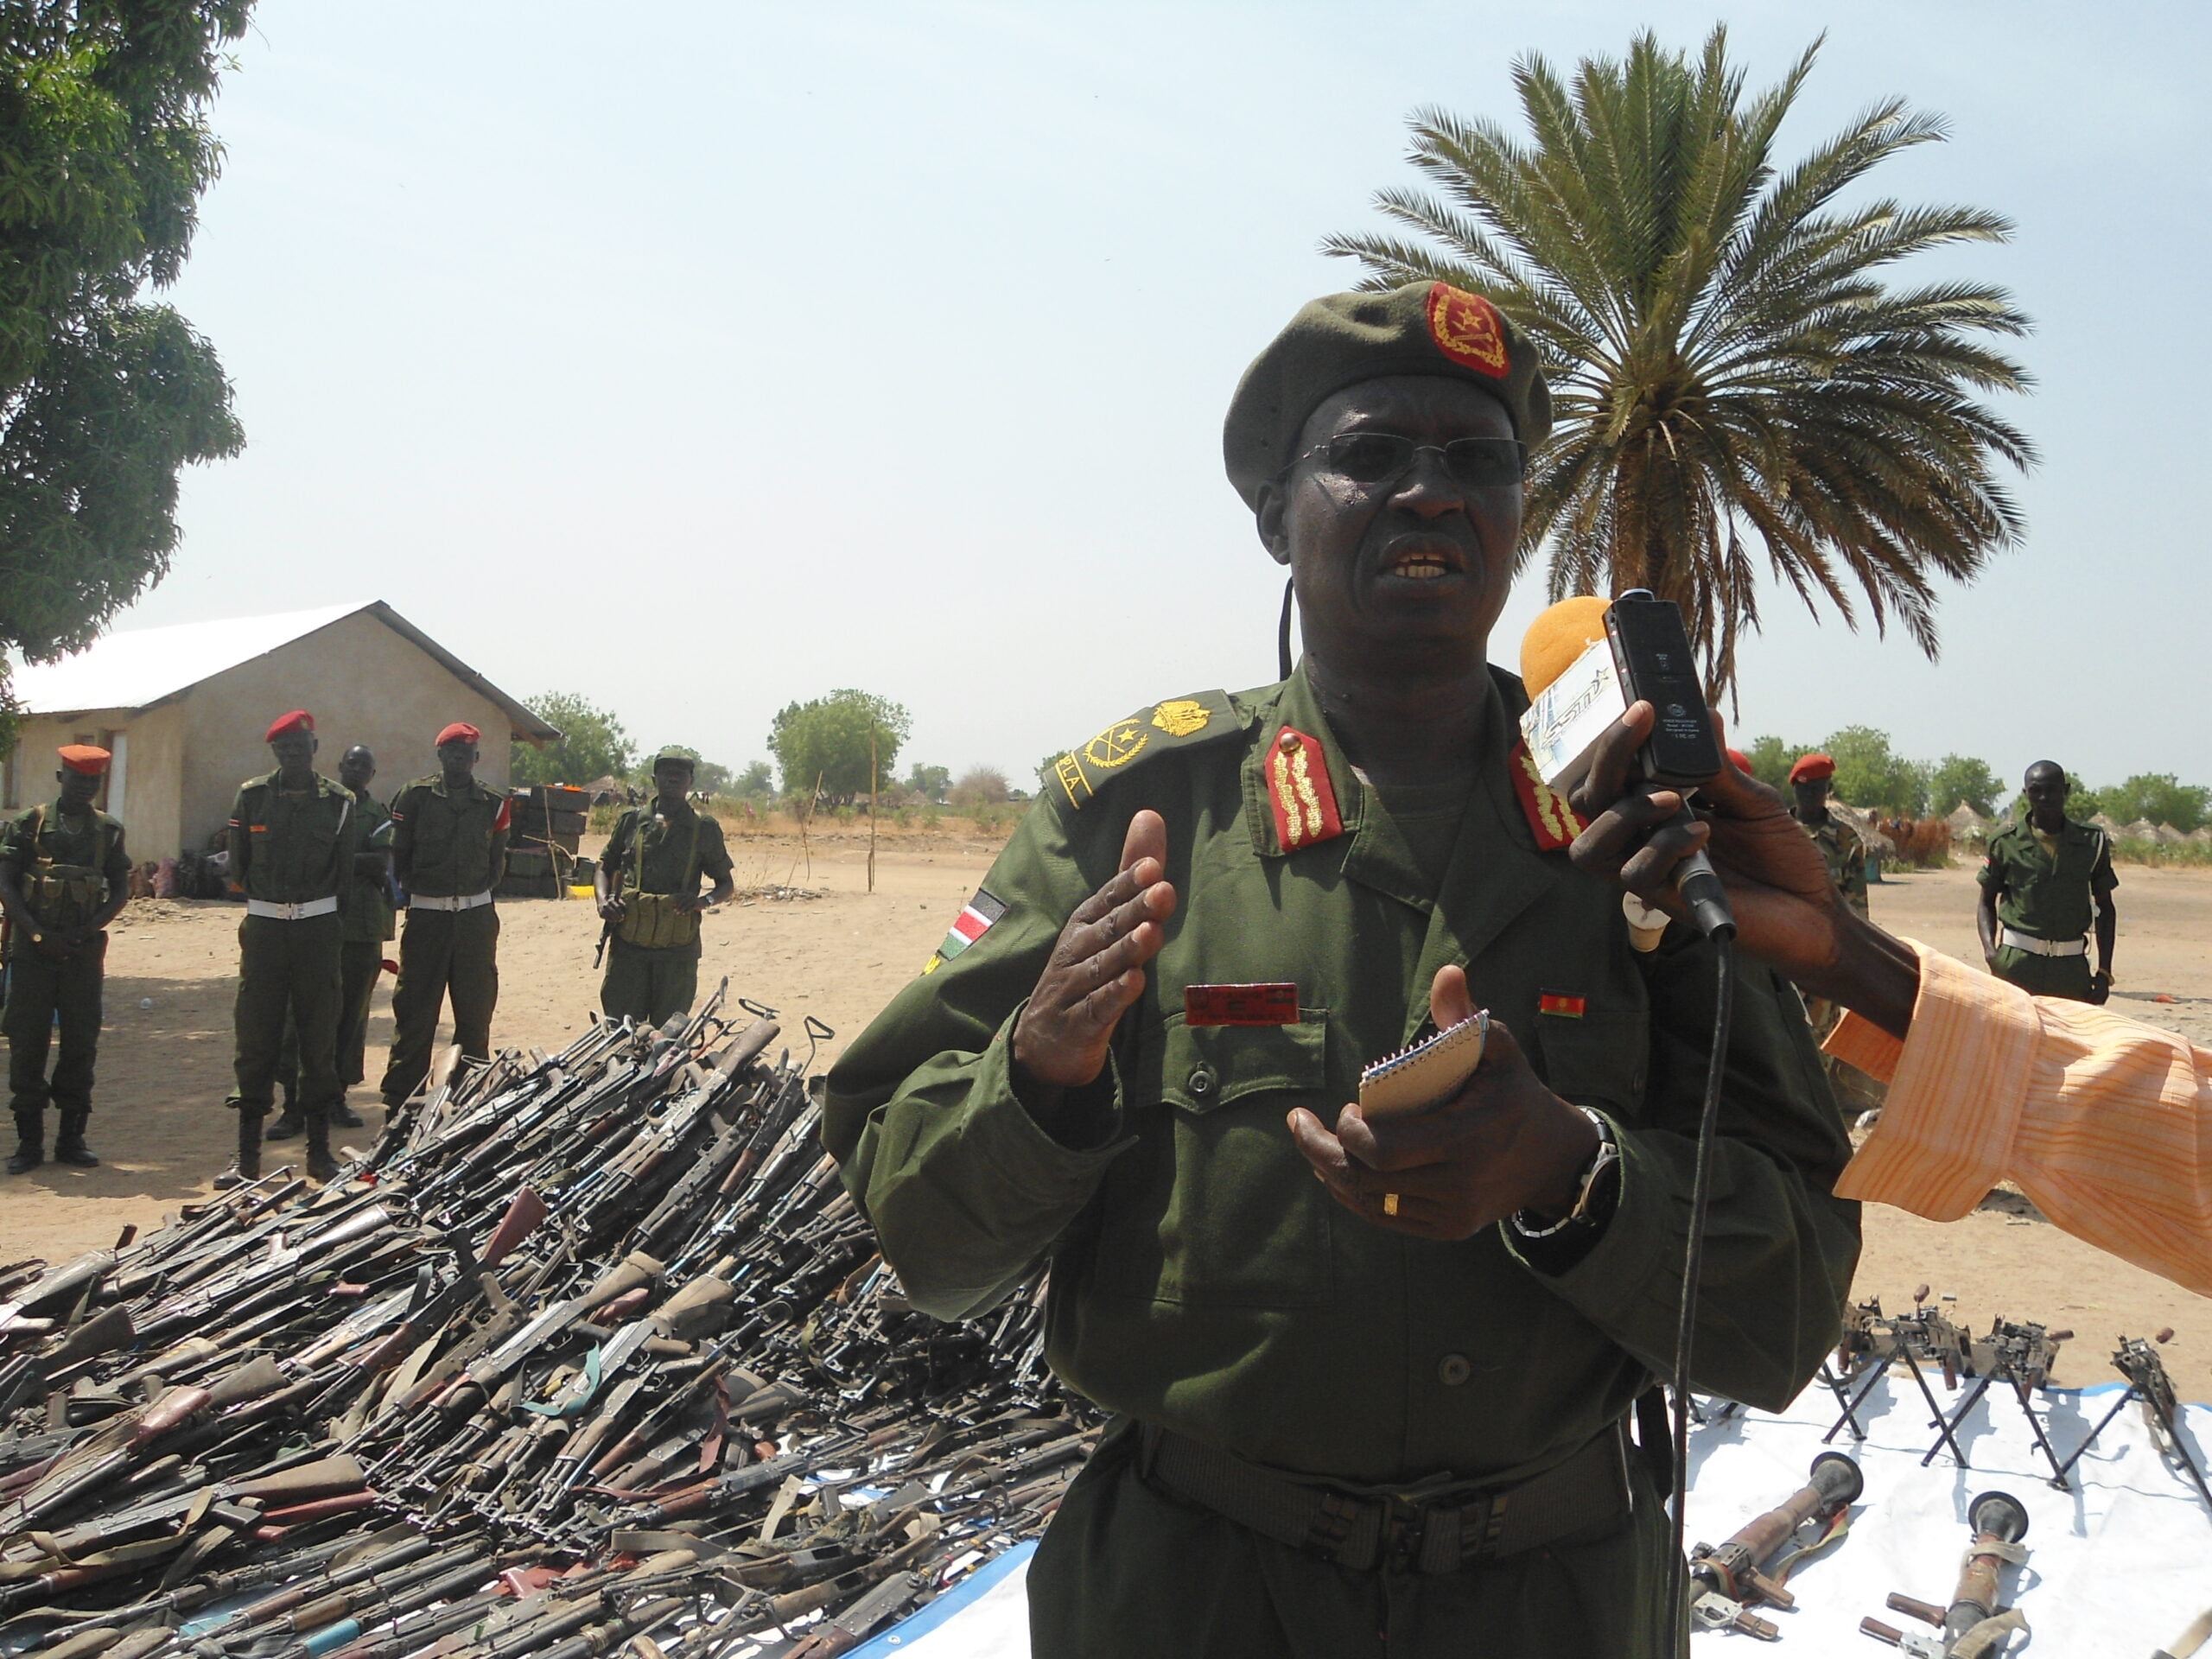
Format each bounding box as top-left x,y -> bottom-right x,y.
233,912 -> 344,1116
1991,944 -> 2094,1001
4,933 -> 105,1117
599,936 -> 699,1028
1028,1421 -> 1677,1659
276,940 -> 385,1098
380,906 -> 499,1106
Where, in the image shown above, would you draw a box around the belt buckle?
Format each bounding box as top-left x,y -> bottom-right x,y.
1381,1494 -> 1430,1574
275,901 -> 298,921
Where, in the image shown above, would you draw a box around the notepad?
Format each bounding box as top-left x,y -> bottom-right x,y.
1357,1011 -> 1489,1120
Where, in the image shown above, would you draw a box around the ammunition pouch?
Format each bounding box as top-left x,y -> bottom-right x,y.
615,892 -> 700,951
25,862 -> 105,931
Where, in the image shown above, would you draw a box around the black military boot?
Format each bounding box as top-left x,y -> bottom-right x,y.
5,1109 -> 41,1176
303,1110 -> 340,1185
265,1087 -> 305,1141
214,1109 -> 264,1191
329,1096 -> 365,1129
52,1109 -> 98,1168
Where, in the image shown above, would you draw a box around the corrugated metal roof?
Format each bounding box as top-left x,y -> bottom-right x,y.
10,601 -> 559,741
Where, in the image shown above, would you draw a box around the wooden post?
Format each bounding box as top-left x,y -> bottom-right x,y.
868,727 -> 879,894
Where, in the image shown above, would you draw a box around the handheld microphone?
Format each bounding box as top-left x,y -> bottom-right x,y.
1518,593 -> 1735,942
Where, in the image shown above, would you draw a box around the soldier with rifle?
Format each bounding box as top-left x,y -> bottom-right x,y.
594,753 -> 734,1027
0,744 -> 131,1173
379,722 -> 510,1109
219,710 -> 361,1187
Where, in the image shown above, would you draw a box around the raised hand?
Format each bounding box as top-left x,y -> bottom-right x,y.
1012,810 -> 1177,1091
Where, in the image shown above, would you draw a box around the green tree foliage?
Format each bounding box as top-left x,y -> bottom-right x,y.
0,1 -> 253,747
1821,727 -> 1929,817
1325,28 -> 2034,702
1927,754 -> 2002,817
731,760 -> 776,801
905,763 -> 950,804
767,690 -> 911,806
1745,734 -> 1795,792
514,692 -> 631,786
2094,774 -> 2211,835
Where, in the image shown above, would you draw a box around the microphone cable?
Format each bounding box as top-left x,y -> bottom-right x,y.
1662,933 -> 1736,1646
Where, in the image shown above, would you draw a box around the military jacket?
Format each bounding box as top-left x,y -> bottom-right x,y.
0,802 -> 130,929
1804,813 -> 1868,917
390,776 -> 511,898
346,793 -> 397,944
607,801 -> 734,899
228,772 -> 359,906
1979,817 -> 2116,941
826,666 -> 1859,1489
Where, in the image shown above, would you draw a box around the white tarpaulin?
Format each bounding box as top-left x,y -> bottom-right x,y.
850,1376 -> 2212,1657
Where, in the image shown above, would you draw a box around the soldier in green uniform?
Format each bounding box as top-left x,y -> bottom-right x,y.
0,745 -> 132,1173
378,722 -> 510,1109
1788,753 -> 1867,916
824,283 -> 1859,1658
594,753 -> 735,1027
222,710 -> 361,1185
1977,760 -> 2116,1003
270,744 -> 391,1139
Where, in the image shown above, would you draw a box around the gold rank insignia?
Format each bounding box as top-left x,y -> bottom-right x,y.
1052,690 -> 1238,810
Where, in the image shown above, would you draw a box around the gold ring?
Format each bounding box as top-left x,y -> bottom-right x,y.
1382,1192 -> 1400,1217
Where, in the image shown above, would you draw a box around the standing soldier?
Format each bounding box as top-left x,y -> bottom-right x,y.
594,753 -> 735,1027
223,711 -> 359,1185
378,722 -> 509,1109
268,745 -> 391,1140
1788,753 -> 1868,916
1979,760 -> 2117,1003
1788,752 -> 1878,1112
0,745 -> 131,1173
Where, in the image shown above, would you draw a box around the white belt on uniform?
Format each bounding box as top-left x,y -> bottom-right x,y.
1999,926 -> 2087,958
408,889 -> 494,912
245,896 -> 340,921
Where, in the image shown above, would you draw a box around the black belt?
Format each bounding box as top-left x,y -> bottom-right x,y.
1137,1421 -> 1633,1574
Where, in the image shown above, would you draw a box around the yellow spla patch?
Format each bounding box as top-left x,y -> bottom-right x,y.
1052,690 -> 1238,809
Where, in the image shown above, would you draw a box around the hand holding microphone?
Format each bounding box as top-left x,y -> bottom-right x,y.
1518,592 -> 1735,941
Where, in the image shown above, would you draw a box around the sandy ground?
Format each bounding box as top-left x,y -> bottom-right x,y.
4,836 -> 2209,1403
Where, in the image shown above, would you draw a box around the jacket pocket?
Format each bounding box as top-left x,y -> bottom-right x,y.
1535,1010 -> 1649,1119
1090,1012 -> 1335,1307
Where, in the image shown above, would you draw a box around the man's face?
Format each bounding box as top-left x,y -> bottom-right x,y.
653,762 -> 693,802
2024,765 -> 2069,821
270,731 -> 317,774
339,748 -> 376,796
1258,375 -> 1522,669
56,769 -> 101,810
437,741 -> 478,782
1792,777 -> 1830,816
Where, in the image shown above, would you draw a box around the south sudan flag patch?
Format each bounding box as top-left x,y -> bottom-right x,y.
923,889 -> 1007,975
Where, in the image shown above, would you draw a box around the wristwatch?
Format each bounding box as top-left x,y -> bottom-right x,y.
1512,1108 -> 1621,1239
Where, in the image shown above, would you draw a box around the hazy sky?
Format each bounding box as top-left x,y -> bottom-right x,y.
121,0 -> 2209,791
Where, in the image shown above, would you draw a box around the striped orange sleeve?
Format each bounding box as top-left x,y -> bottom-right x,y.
1832,940 -> 2212,1298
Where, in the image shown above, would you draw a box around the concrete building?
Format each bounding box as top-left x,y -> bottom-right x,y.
3,601 -> 557,865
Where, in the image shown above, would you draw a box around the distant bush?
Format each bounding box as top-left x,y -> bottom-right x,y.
2111,838 -> 2212,868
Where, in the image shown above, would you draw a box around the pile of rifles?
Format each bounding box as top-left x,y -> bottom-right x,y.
0,985 -> 1095,1659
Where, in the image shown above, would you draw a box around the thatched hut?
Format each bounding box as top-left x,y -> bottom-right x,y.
1945,802 -> 1993,844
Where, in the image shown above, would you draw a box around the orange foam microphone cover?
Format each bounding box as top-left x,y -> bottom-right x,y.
1519,595 -> 1612,697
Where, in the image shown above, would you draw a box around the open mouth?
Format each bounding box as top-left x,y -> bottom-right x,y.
1383,543 -> 1465,582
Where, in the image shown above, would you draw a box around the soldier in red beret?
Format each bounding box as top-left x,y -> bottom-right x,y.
0,746 -> 132,1173
220,710 -> 360,1185
1787,753 -> 1868,917
378,721 -> 510,1109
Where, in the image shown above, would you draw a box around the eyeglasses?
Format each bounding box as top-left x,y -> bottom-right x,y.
1294,432 -> 1526,491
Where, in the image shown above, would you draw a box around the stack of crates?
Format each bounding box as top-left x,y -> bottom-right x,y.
501,784 -> 588,899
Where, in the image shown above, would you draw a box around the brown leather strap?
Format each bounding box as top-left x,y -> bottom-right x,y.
1139,1421 -> 1631,1574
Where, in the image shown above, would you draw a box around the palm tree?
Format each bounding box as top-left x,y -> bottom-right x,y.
1323,28 -> 2035,702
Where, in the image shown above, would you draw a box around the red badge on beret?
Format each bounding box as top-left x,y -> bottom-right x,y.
1789,753 -> 1836,785
265,709 -> 315,742
435,721 -> 481,747
1425,283 -> 1510,379
57,744 -> 111,776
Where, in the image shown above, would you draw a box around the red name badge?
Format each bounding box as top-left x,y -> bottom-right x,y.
1184,983 -> 1300,1027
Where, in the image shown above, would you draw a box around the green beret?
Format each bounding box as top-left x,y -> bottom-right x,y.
1222,281 -> 1552,508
